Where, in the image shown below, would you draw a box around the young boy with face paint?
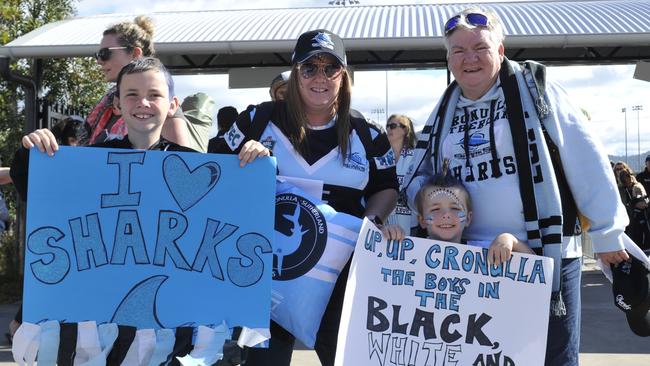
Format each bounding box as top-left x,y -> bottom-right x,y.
385,160 -> 534,265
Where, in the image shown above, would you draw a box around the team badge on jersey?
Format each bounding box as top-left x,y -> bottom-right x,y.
261,135 -> 276,151
454,132 -> 491,159
225,123 -> 245,151
274,193 -> 328,281
343,152 -> 368,172
374,149 -> 396,170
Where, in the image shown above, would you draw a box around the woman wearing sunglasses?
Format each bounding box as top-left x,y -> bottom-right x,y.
402,7 -> 630,366
385,114 -> 418,235
210,29 -> 398,366
81,16 -> 189,147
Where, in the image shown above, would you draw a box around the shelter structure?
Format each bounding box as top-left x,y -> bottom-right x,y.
1,0 -> 650,128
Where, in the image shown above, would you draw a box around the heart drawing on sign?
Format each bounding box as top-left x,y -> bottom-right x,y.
163,154 -> 221,212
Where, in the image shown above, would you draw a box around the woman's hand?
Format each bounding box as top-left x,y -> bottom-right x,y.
22,129 -> 59,156
238,140 -> 270,167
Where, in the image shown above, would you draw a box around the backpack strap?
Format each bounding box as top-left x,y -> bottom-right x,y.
247,101 -> 277,142
349,109 -> 377,158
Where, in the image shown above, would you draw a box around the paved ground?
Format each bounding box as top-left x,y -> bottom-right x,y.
1,258 -> 649,365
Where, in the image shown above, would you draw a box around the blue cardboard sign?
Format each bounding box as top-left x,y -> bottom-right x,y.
23,147 -> 276,332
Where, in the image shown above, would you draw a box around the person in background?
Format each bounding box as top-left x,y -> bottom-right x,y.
402,7 -> 629,366
269,71 -> 290,101
82,16 -> 189,147
51,116 -> 87,146
179,92 -> 216,152
619,169 -> 649,249
211,29 -> 398,366
636,155 -> 650,200
636,155 -> 650,250
384,114 -> 418,235
216,106 -> 238,138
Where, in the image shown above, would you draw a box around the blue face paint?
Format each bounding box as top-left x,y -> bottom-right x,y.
457,211 -> 467,223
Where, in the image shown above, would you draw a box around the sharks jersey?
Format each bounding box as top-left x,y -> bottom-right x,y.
441,84 -> 526,242
211,101 -> 398,218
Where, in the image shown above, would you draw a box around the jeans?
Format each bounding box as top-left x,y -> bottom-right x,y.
545,257 -> 582,366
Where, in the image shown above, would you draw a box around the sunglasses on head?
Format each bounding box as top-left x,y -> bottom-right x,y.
299,62 -> 344,80
444,13 -> 489,34
94,46 -> 129,61
386,123 -> 407,130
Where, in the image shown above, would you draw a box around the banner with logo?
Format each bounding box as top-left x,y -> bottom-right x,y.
271,180 -> 360,347
335,220 -> 553,366
24,147 -> 276,335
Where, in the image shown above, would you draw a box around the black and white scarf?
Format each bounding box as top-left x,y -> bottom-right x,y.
403,58 -> 567,316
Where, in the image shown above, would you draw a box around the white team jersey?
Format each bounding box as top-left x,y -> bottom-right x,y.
387,148 -> 418,232
260,122 -> 370,191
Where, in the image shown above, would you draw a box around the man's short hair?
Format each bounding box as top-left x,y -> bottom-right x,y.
116,57 -> 174,98
217,106 -> 238,131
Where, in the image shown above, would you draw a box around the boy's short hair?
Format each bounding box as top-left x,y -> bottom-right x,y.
415,159 -> 472,214
116,57 -> 174,98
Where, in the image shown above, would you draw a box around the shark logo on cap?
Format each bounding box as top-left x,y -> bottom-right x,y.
311,32 -> 335,50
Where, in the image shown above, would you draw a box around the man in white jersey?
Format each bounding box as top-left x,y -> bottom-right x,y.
403,7 -> 629,366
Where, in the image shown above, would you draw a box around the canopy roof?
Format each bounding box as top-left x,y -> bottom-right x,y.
1,0 -> 649,73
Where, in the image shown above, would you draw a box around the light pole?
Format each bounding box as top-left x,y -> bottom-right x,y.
632,105 -> 643,170
371,107 -> 385,123
622,107 -> 628,164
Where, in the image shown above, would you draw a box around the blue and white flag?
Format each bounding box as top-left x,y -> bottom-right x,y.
272,180 -> 361,347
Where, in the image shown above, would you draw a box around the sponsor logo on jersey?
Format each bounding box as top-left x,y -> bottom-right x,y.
274,193 -> 328,281
261,135 -> 276,151
225,124 -> 245,151
374,149 -> 396,170
344,152 -> 368,172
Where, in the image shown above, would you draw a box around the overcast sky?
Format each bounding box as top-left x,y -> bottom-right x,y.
75,0 -> 650,162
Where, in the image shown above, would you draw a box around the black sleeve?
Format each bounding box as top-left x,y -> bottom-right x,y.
208,102 -> 276,154
356,121 -> 399,200
365,128 -> 399,199
10,147 -> 30,202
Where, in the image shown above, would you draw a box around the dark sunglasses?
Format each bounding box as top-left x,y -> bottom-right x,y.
444,13 -> 489,34
386,123 -> 407,130
299,62 -> 344,80
94,46 -> 129,61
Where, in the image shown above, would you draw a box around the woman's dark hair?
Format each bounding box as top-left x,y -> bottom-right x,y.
52,117 -> 86,146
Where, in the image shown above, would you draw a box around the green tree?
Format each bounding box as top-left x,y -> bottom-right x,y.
0,0 -> 107,301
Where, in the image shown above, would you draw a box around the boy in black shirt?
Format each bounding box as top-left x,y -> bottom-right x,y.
12,57 -> 195,199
